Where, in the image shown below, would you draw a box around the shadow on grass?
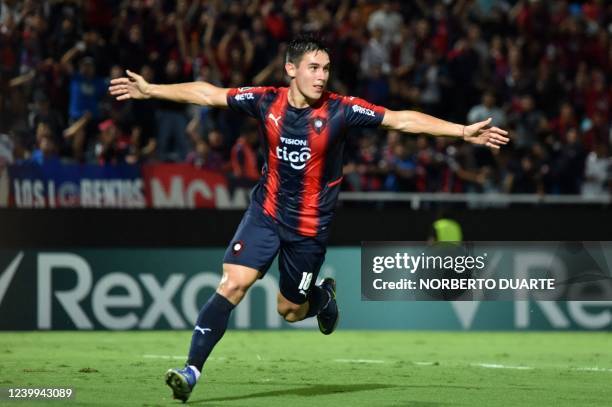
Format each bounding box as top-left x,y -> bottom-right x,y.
190,383 -> 393,404
189,383 -> 462,405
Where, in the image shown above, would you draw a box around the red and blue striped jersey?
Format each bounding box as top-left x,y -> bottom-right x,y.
227,86 -> 385,237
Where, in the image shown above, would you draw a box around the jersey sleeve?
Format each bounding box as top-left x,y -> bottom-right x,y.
342,96 -> 386,128
226,86 -> 274,118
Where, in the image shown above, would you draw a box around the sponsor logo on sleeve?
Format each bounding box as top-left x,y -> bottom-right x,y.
352,104 -> 375,117
235,92 -> 254,101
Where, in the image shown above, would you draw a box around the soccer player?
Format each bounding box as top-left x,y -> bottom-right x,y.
109,35 -> 509,402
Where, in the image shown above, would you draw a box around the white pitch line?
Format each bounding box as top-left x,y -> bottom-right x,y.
143,354 -> 185,360
573,367 -> 612,373
334,359 -> 385,364
474,363 -> 533,370
142,354 -> 225,361
474,363 -> 612,373
141,355 -> 612,374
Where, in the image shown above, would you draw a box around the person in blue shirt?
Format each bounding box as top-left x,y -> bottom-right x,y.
68,57 -> 107,122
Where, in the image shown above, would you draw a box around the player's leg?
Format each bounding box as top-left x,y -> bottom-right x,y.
276,291 -> 308,322
277,273 -> 338,333
312,277 -> 338,334
165,263 -> 260,403
276,231 -> 339,334
166,203 -> 280,402
185,263 -> 260,373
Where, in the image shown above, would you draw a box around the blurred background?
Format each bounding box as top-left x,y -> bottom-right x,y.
0,0 -> 611,331
0,0 -> 610,197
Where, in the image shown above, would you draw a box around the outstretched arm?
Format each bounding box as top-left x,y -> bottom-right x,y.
382,110 -> 509,150
108,70 -> 230,107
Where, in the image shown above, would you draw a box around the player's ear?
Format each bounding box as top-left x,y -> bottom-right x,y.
285,62 -> 296,79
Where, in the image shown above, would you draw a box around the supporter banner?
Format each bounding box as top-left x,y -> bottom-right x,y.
6,163 -> 254,209
8,162 -> 144,208
141,163 -> 250,209
0,249 -> 610,331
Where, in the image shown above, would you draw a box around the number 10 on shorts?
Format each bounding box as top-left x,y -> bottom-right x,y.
298,272 -> 313,291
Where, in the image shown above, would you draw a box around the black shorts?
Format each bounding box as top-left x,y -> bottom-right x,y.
223,201 -> 328,304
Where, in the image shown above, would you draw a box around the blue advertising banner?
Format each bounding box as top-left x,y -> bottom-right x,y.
8,162 -> 144,208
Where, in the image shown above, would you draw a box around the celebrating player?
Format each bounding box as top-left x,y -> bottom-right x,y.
109,34 -> 509,403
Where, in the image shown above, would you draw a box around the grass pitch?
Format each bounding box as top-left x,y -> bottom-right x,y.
1,331 -> 611,406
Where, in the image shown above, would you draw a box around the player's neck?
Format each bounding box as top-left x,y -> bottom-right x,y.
287,83 -> 317,109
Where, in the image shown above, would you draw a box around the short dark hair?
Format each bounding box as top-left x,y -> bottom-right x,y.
285,34 -> 330,65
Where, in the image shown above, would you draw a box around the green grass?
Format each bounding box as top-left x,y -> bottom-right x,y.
1,331 -> 611,406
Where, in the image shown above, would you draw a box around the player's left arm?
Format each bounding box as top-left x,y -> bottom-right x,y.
381,109 -> 510,150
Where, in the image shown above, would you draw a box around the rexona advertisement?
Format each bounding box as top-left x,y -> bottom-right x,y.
0,249 -> 610,331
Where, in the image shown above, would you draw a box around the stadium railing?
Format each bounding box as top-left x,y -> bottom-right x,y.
338,192 -> 612,209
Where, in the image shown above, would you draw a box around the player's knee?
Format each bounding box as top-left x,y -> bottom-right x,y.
282,312 -> 303,323
217,264 -> 259,304
218,278 -> 249,302
277,301 -> 306,323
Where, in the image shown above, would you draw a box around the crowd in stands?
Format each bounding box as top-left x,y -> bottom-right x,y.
0,0 -> 610,195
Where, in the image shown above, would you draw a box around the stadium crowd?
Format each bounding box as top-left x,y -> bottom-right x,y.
0,0 -> 610,195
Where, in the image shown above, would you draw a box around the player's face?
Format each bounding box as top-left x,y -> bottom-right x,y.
287,50 -> 330,101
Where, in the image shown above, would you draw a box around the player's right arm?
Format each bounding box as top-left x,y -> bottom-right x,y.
109,70 -> 229,107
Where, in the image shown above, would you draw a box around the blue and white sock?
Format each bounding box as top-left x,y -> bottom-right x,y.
186,293 -> 235,372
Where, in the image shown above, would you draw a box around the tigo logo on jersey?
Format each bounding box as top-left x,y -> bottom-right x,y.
276,137 -> 311,170
352,104 -> 375,117
276,146 -> 311,170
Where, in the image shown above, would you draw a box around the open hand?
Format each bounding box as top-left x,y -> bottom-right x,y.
108,70 -> 151,101
463,118 -> 510,150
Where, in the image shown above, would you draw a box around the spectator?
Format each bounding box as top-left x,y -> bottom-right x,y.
367,1 -> 403,48
511,94 -> 547,149
413,48 -> 448,116
346,133 -> 385,192
384,140 -> 417,192
581,144 -> 610,197
207,129 -> 230,170
549,102 -> 577,143
506,154 -> 541,194
186,138 -> 224,172
30,122 -> 60,165
156,59 -> 190,162
29,91 -> 65,153
0,132 -> 13,207
63,55 -> 108,123
131,65 -> 159,161
360,27 -> 391,76
550,128 -> 586,194
87,119 -> 129,165
230,127 -> 260,182
582,110 -> 610,152
468,90 -> 507,128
